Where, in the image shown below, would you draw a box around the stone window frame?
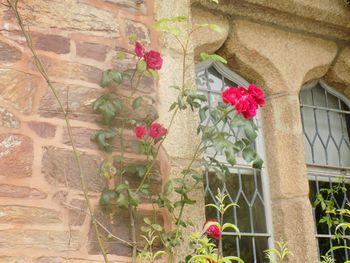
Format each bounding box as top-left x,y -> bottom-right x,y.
195,60 -> 274,262
300,79 -> 350,260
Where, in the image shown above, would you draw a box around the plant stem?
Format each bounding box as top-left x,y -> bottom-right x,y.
128,202 -> 137,262
7,1 -> 109,261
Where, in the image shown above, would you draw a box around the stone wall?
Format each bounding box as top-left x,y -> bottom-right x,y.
0,0 -> 162,262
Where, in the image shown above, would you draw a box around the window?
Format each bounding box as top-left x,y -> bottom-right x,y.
300,80 -> 350,261
195,61 -> 272,263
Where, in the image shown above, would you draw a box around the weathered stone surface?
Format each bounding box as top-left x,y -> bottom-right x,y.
32,33 -> 70,54
38,84 -> 103,122
325,47 -> 350,96
0,69 -> 40,113
0,134 -> 33,178
62,127 -> 135,152
68,199 -> 87,226
76,41 -> 109,62
0,41 -> 21,62
17,0 -> 119,36
36,257 -> 122,263
28,121 -> 56,138
220,20 -> 337,93
52,191 -> 68,205
126,20 -> 151,45
0,229 -> 79,251
105,0 -> 147,15
0,184 -> 47,199
192,0 -> 350,41
0,256 -> 27,263
0,106 -> 20,128
88,207 -> 164,256
243,0 -> 350,29
42,146 -> 106,192
0,205 -> 61,224
192,7 -> 229,57
271,198 -> 318,263
30,56 -> 102,84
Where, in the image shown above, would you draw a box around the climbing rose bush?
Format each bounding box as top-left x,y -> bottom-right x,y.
222,84 -> 265,119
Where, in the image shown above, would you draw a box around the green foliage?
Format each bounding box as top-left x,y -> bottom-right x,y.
100,69 -> 128,87
93,94 -> 124,125
264,240 -> 293,263
154,16 -> 187,36
92,128 -> 117,153
200,52 -> 227,64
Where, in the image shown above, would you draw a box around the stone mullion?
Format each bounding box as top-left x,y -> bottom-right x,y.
262,92 -> 318,262
155,0 -> 206,260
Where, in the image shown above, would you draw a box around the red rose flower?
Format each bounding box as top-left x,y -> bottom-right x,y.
235,92 -> 258,119
144,50 -> 163,70
248,84 -> 265,106
148,122 -> 167,140
135,126 -> 147,139
222,87 -> 242,106
222,85 -> 264,119
204,219 -> 221,240
134,41 -> 145,58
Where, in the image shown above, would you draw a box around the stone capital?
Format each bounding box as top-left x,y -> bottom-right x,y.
220,20 -> 337,95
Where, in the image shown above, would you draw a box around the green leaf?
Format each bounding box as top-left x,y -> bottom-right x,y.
244,121 -> 257,141
242,147 -> 257,163
144,217 -> 152,225
222,223 -> 241,236
115,52 -> 126,60
252,158 -> 263,169
164,181 -> 174,195
225,147 -> 236,166
115,183 -> 129,193
152,224 -> 163,231
137,60 -> 147,72
100,70 -> 110,88
100,189 -> 118,205
117,193 -> 128,208
128,190 -> 140,206
92,95 -> 124,125
110,70 -> 123,84
200,52 -> 227,64
92,128 -> 117,153
132,96 -> 143,110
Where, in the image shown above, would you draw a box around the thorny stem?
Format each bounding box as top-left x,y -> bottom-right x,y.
62,201 -> 137,248
128,202 -> 137,262
136,23 -> 193,194
7,1 -> 109,262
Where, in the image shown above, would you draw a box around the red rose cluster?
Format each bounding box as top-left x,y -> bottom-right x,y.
222,84 -> 265,119
135,122 -> 167,140
204,219 -> 221,240
134,41 -> 163,70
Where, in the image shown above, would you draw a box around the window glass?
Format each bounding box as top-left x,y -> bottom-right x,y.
196,61 -> 271,263
300,81 -> 350,261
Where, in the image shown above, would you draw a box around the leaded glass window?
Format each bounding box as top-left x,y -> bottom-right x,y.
196,61 -> 272,263
300,80 -> 350,261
